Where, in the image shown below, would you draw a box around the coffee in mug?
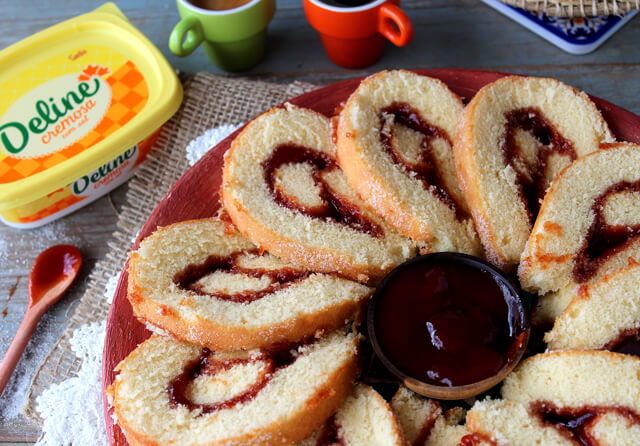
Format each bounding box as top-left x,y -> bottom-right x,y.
188,0 -> 252,10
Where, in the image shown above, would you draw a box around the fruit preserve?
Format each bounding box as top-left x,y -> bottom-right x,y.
371,253 -> 528,387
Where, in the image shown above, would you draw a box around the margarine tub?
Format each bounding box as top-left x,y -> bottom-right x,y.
0,3 -> 182,228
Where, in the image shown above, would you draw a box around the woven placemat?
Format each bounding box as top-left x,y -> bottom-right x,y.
24,72 -> 317,422
500,0 -> 639,16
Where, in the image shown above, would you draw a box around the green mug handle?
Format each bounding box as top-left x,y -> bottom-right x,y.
169,17 -> 204,57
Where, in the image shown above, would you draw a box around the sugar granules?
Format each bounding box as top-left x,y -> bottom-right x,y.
0,313 -> 57,422
0,219 -> 83,422
185,123 -> 241,167
31,124 -> 237,444
34,275 -> 117,446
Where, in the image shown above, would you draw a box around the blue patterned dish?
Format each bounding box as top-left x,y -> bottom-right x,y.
482,0 -> 637,54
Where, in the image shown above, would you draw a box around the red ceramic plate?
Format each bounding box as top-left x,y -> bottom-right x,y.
101,69 -> 640,445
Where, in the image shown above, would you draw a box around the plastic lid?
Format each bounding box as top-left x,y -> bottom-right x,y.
0,3 -> 182,210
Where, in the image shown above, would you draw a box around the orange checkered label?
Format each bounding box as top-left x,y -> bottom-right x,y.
0,45 -> 149,184
1,129 -> 160,226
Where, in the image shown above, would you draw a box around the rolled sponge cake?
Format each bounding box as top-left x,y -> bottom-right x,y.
545,261 -> 640,352
128,217 -> 372,351
390,386 -> 469,446
298,383 -> 409,446
336,70 -> 481,255
221,103 -> 416,284
518,142 -> 640,324
453,75 -> 613,270
107,328 -> 359,446
466,351 -> 640,445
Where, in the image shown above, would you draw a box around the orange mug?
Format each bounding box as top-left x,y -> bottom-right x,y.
303,0 -> 413,69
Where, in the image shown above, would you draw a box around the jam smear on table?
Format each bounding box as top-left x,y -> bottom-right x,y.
174,250 -> 309,303
263,144 -> 383,237
573,180 -> 640,283
374,259 -> 527,387
168,340 -> 307,414
379,103 -> 468,221
501,107 -> 576,221
533,402 -> 640,446
605,326 -> 640,357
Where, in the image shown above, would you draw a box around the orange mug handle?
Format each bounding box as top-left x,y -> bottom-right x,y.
377,3 -> 414,47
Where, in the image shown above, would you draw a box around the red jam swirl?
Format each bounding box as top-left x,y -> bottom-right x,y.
374,258 -> 527,387
573,180 -> 640,283
168,349 -> 273,414
263,144 -> 383,237
605,326 -> 640,357
315,415 -> 346,446
533,402 -> 640,446
458,432 -> 498,446
379,103 -> 468,221
174,250 -> 309,303
168,341 -> 304,414
413,415 -> 438,446
502,107 -> 576,221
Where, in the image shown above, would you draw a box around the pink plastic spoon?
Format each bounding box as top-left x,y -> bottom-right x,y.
0,245 -> 82,396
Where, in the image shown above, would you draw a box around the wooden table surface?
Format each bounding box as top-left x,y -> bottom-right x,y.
0,0 -> 639,443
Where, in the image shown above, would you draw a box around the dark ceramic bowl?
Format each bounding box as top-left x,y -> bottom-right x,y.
367,252 -> 530,400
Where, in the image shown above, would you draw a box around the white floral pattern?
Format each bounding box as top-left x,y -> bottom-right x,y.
532,13 -> 620,42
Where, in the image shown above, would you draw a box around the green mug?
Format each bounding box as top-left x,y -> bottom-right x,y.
169,0 -> 275,72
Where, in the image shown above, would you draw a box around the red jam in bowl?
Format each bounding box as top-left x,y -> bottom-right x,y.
369,253 -> 528,387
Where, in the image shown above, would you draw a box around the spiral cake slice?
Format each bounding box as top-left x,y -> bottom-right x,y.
502,351 -> 640,419
222,103 -> 416,284
467,401 -> 640,445
128,218 -> 372,351
465,351 -> 640,445
336,70 -> 481,255
298,384 -> 409,446
107,329 -> 359,446
465,399 -> 578,445
545,261 -> 640,353
390,386 -> 469,446
453,75 -> 614,270
518,143 -> 640,323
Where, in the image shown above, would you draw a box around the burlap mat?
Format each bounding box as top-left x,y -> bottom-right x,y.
24,72 -> 317,422
500,0 -> 639,16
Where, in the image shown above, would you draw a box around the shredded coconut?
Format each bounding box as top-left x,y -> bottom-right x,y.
185,124 -> 242,166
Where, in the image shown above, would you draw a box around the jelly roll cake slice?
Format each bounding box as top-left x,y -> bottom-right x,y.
465,351 -> 640,445
390,386 -> 469,446
297,384 -> 409,446
128,218 -> 372,351
107,328 -> 360,446
335,70 -> 481,255
221,103 -> 416,284
518,143 -> 640,324
453,76 -> 614,270
545,261 -> 640,354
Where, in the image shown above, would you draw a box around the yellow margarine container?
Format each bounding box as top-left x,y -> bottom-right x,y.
0,3 -> 182,228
